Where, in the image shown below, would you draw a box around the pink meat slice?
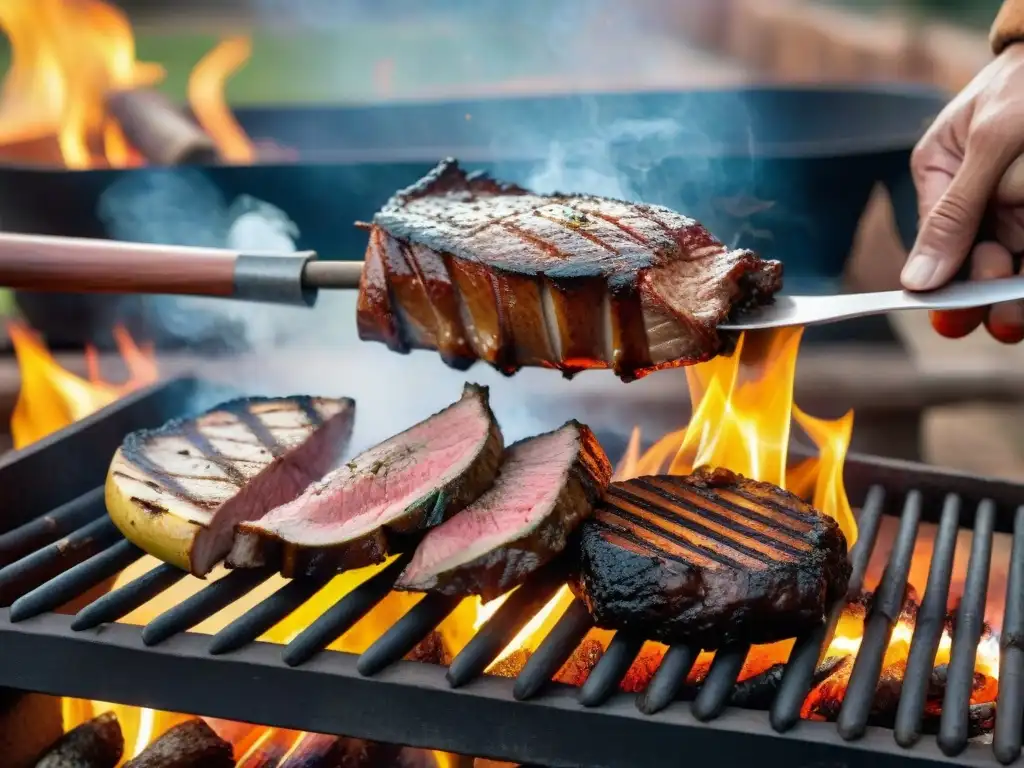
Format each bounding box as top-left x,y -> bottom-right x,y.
229,383 -> 503,577
396,420 -> 612,601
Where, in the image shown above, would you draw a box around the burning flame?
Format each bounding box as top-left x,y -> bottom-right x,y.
8,322 -> 157,449
613,327 -> 856,545
188,36 -> 256,164
0,0 -> 254,168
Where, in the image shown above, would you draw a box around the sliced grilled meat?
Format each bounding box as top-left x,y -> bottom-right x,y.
229,383 -> 503,578
106,396 -> 355,577
357,159 -> 782,382
569,466 -> 850,648
396,420 -> 612,602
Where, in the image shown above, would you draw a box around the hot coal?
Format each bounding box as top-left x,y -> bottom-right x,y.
231,383 -> 503,578
33,711 -> 123,768
569,467 -> 851,649
122,719 -> 232,768
357,158 -> 783,382
405,631 -> 451,666
396,421 -> 612,602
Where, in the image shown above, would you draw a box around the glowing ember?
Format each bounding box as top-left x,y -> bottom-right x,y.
0,0 -> 254,168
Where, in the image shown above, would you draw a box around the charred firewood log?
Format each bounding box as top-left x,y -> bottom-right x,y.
34,711 -> 123,768
730,655 -> 849,710
105,89 -> 220,166
122,719 -> 232,768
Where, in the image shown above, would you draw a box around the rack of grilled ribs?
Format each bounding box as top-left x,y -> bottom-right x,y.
357,159 -> 783,382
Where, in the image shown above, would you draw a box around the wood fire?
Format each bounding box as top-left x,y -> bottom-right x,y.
0,0 -> 254,168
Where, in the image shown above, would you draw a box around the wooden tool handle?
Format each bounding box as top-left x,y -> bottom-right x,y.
0,232 -> 318,306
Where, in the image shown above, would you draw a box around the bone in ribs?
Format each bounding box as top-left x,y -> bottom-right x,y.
356,159 -> 783,382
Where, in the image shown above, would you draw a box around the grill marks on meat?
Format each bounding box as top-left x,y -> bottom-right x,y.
357,159 -> 782,381
569,467 -> 850,649
229,383 -> 504,578
108,396 -> 355,576
395,420 -> 612,602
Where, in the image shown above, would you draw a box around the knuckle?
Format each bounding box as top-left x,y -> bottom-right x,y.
910,141 -> 929,173
932,192 -> 975,226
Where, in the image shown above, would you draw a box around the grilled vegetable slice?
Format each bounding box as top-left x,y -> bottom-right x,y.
106,395 -> 355,576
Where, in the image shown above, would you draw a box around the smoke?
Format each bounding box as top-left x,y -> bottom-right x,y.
97,170 -> 325,351
92,1 -> 760,445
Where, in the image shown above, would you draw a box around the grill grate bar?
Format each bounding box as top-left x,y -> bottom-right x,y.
693,644 -> 751,722
513,598 -> 593,701
938,499 -> 996,758
141,568 -> 276,647
0,487 -> 105,567
994,506 -> 1024,765
282,557 -> 406,667
636,643 -> 699,715
356,592 -> 462,676
0,515 -> 121,607
446,572 -> 563,688
577,632 -> 645,707
769,484 -> 888,732
838,489 -> 922,740
71,562 -> 186,631
894,494 -> 962,747
9,539 -> 143,622
209,573 -> 332,655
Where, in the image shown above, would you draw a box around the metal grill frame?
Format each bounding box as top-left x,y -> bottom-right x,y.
0,375 -> 1021,768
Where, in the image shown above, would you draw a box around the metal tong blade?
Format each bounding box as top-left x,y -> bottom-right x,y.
717,275 -> 1024,331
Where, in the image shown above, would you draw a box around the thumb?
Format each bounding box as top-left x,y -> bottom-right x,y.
903,139 -> 1015,291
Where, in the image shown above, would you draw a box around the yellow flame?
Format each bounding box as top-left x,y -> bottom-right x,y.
9,323 -> 158,449
187,36 -> 255,163
0,0 -> 253,168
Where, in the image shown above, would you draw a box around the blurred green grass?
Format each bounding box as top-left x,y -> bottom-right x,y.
824,0 -> 1002,28
0,22 -> 558,106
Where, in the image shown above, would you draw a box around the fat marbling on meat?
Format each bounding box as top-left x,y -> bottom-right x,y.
357,159 -> 783,382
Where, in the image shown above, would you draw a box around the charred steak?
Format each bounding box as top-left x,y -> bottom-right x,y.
229,383 -> 504,578
569,467 -> 850,648
396,420 -> 612,602
106,396 -> 355,577
357,158 -> 783,382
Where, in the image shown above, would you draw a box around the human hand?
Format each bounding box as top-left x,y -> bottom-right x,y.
902,44 -> 1024,343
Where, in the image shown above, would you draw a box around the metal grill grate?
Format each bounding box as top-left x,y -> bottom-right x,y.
0,376 -> 1021,768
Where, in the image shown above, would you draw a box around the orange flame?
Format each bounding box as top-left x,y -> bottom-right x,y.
0,0 -> 254,168
187,36 -> 256,164
9,322 -> 157,449
613,327 -> 856,546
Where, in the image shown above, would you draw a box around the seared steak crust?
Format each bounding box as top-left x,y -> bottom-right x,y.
569,467 -> 850,648
395,420 -> 612,602
357,159 -> 783,382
